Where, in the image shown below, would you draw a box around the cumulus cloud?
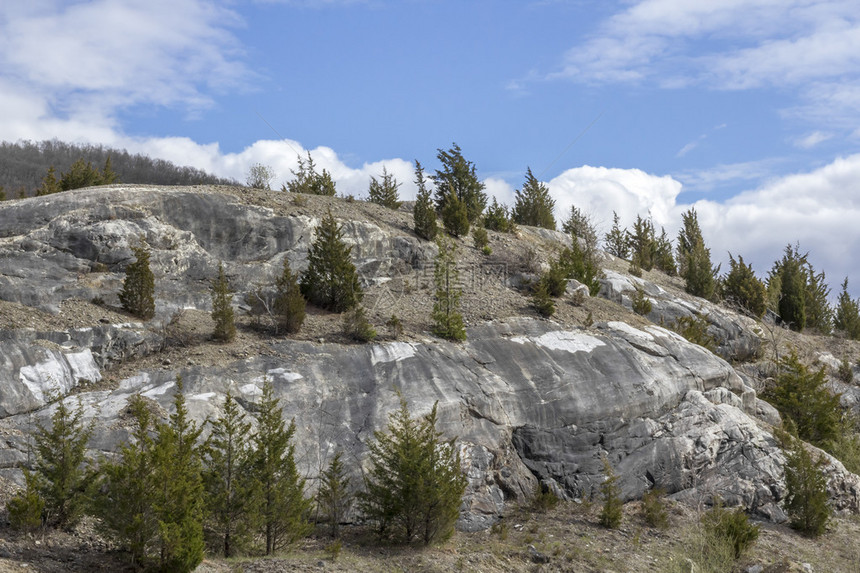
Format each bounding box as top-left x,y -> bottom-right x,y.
540,0 -> 860,129
541,154 -> 860,296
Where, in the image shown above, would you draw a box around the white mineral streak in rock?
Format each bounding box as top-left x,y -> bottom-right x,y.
239,383 -> 262,396
370,342 -> 416,365
18,349 -> 100,402
510,330 -> 605,354
190,392 -> 217,401
142,379 -> 175,397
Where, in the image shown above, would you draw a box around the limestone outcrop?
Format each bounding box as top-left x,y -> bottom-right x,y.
0,185 -> 857,532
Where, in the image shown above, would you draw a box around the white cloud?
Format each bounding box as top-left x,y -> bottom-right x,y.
540,155 -> 860,295
540,0 -> 860,128
795,131 -> 834,149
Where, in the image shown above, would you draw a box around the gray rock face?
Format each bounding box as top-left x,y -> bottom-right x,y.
1,187 -> 858,531
0,187 -> 434,314
599,270 -> 762,361
1,316 -> 857,528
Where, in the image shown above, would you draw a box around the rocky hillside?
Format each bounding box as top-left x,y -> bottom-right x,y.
0,184 -> 859,570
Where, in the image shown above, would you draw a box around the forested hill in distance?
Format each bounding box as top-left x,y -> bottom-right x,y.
0,140 -> 236,197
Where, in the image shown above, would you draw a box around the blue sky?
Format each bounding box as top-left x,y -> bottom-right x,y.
3,0 -> 860,296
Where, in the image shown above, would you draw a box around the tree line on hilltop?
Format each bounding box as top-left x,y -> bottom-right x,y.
0,140 -> 236,199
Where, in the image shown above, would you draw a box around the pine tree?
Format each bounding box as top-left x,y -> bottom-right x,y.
722,254 -> 767,317
653,227 -> 676,276
211,262 -> 236,342
284,152 -> 336,196
598,455 -> 623,529
440,183 -> 470,237
677,209 -> 717,299
432,236 -> 466,341
603,211 -> 629,259
342,305 -> 377,342
532,279 -> 555,317
36,166 -> 62,196
804,263 -> 832,333
317,450 -> 352,538
368,166 -> 401,209
203,392 -> 257,557
483,197 -> 515,233
151,377 -> 205,573
7,470 -> 45,531
627,215 -> 655,271
562,205 -> 597,249
834,278 -> 860,339
273,259 -> 306,334
556,242 -> 602,296
95,395 -> 159,567
512,167 -> 555,229
100,155 -> 118,185
60,158 -> 103,190
250,378 -> 311,555
783,438 -> 831,537
0,185 -> 6,201
119,245 -> 156,320
359,398 -> 466,545
33,397 -> 94,527
432,143 -> 487,223
300,211 -> 363,312
412,160 -> 438,241
762,351 -> 841,448
772,244 -> 807,331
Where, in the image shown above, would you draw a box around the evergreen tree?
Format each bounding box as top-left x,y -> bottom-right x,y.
250,378 -> 311,554
483,197 -> 515,233
101,155 -> 118,185
95,395 -> 159,567
440,183 -> 470,237
763,351 -> 841,448
598,456 -> 622,529
7,470 -> 45,532
771,244 -> 807,331
119,245 -> 156,320
60,158 -> 103,190
653,227 -> 676,276
412,160 -> 438,241
211,262 -> 236,342
273,258 -> 306,334
627,215 -> 655,271
283,152 -> 336,196
35,166 -> 62,196
432,143 -> 487,223
0,185 -> 6,201
557,242 -> 602,296
783,438 -> 831,537
603,211 -> 628,259
677,209 -> 717,299
532,280 -> 555,317
203,392 -> 257,558
512,167 -> 555,229
834,278 -> 860,339
804,263 -> 832,333
359,398 -> 466,545
317,450 -> 353,538
722,254 -> 767,318
342,305 -> 377,342
562,205 -> 597,249
368,166 -> 402,209
33,397 -> 94,527
432,236 -> 466,341
300,211 -> 363,312
151,377 -> 205,573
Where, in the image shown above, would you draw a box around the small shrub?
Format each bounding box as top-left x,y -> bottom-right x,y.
531,483 -> 560,513
490,520 -> 508,540
292,194 -> 308,207
837,358 -> 854,384
210,262 -> 236,342
325,539 -> 342,561
119,245 -> 155,320
598,456 -> 623,529
343,306 -> 376,342
482,245 -> 492,257
7,470 -> 44,532
783,439 -> 831,537
532,281 -> 556,318
671,315 -> 717,352
701,499 -> 759,559
471,225 -> 489,250
641,488 -> 668,529
386,315 -> 403,339
631,287 -> 652,316
628,264 -> 643,278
